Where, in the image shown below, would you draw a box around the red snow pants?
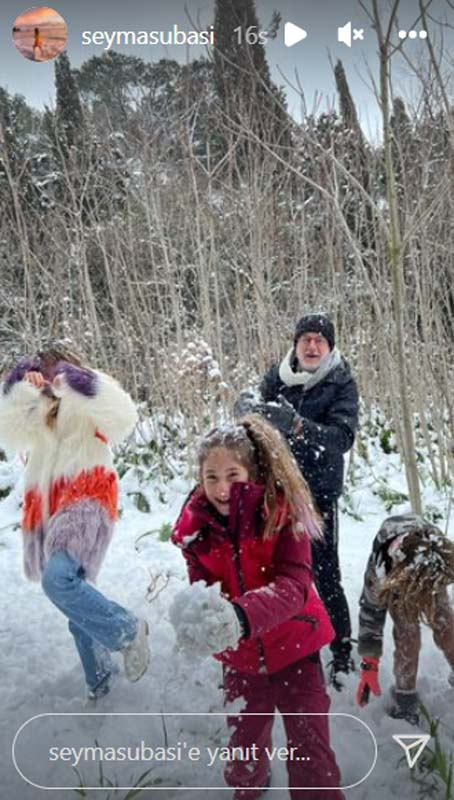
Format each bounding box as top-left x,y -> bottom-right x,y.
223,654 -> 345,800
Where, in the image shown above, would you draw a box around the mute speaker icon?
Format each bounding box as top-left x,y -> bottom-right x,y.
338,21 -> 352,48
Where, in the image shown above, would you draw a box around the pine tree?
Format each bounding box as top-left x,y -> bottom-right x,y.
0,87 -> 20,230
214,0 -> 271,101
53,52 -> 121,224
334,59 -> 376,258
75,51 -> 150,130
213,0 -> 290,164
54,51 -> 84,156
0,88 -> 49,215
334,60 -> 362,133
0,88 -> 17,171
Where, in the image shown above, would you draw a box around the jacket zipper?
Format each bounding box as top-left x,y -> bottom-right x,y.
231,487 -> 268,675
231,492 -> 246,593
292,613 -> 318,627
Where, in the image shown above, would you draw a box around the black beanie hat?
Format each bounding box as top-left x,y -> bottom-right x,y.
294,313 -> 335,350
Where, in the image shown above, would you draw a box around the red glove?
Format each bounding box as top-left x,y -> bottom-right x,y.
356,657 -> 381,706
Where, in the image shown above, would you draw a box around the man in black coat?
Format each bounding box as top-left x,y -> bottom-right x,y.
239,313 -> 359,687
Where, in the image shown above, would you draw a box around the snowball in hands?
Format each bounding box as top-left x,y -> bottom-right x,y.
170,581 -> 241,655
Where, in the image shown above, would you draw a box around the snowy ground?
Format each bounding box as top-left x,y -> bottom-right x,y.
1,445 -> 453,800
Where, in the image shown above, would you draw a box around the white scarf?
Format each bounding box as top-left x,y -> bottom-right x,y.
278,347 -> 342,391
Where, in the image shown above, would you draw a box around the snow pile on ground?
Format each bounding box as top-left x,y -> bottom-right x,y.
1,439 -> 453,799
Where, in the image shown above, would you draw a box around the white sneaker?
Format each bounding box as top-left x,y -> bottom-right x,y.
448,670 -> 454,688
122,619 -> 150,682
83,691 -> 100,710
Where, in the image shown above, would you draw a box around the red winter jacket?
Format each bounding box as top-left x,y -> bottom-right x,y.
171,481 -> 334,675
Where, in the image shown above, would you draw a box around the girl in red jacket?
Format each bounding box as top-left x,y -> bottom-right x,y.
171,416 -> 344,800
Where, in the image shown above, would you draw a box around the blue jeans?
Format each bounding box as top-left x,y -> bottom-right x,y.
42,551 -> 138,694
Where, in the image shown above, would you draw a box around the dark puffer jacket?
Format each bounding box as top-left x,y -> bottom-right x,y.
260,357 -> 359,504
172,481 -> 334,675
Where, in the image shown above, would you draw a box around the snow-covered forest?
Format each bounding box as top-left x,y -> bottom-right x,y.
1,1 -> 454,798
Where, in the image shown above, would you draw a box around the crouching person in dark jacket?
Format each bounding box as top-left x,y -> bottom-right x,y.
356,513 -> 454,725
236,313 -> 359,688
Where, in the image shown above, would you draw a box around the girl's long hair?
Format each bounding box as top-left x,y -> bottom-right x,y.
197,414 -> 322,540
37,340 -> 83,371
379,529 -> 454,624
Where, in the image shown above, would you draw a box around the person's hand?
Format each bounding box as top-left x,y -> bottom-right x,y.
24,371 -> 47,389
233,389 -> 259,420
356,657 -> 381,706
255,395 -> 302,436
52,374 -> 64,391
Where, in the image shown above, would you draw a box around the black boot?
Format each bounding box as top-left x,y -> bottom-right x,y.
388,688 -> 420,726
233,772 -> 271,800
327,640 -> 355,691
259,771 -> 271,797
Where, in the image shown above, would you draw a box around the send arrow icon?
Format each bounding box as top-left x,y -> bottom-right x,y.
393,734 -> 431,768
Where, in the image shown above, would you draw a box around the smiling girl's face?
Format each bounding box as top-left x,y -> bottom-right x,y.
201,447 -> 249,516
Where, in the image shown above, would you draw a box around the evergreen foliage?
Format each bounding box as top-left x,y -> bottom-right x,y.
54,51 -> 84,154
213,0 -> 290,162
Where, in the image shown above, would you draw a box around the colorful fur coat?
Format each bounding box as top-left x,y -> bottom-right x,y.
0,360 -> 137,582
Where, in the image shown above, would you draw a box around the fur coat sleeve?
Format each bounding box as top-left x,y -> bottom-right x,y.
52,363 -> 138,444
0,361 -> 138,452
0,373 -> 51,451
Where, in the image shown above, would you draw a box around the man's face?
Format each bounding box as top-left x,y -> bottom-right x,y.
296,332 -> 331,372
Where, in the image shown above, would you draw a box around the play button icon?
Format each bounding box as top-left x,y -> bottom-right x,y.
284,22 -> 308,47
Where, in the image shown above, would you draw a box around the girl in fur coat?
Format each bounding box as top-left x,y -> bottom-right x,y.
171,415 -> 344,800
0,343 -> 150,702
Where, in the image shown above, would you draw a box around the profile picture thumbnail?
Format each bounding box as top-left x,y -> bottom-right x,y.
12,6 -> 67,62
